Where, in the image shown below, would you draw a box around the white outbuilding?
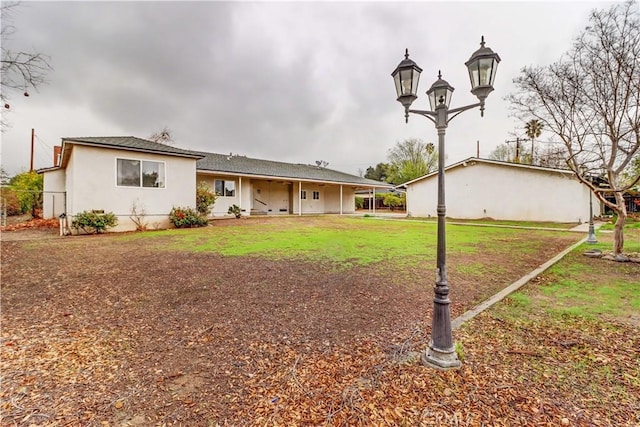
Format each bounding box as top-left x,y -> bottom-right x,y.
400,158 -> 599,223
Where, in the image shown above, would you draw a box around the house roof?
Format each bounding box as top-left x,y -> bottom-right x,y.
195,152 -> 386,187
61,136 -> 204,159
41,136 -> 387,188
399,157 -> 579,187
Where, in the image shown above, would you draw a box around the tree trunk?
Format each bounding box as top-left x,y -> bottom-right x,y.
612,193 -> 627,256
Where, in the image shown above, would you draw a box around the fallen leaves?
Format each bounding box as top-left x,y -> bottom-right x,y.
1,226 -> 639,425
1,217 -> 58,231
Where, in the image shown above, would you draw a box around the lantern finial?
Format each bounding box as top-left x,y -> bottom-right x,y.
480,36 -> 485,48
405,48 -> 409,60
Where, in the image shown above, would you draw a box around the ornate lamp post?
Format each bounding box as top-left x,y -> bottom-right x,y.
391,37 -> 500,370
581,168 -> 598,244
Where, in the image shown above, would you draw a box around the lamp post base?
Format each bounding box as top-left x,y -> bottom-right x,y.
587,224 -> 597,244
421,342 -> 461,370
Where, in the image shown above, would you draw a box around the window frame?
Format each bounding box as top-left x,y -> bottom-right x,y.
214,179 -> 236,197
312,191 -> 320,200
116,157 -> 166,189
300,190 -> 307,200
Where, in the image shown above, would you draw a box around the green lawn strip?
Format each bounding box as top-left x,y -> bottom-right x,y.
497,242 -> 639,322
114,217 -> 563,270
399,217 -> 578,230
598,220 -> 640,231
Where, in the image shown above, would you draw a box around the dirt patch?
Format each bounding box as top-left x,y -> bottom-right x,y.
2,219 -> 612,425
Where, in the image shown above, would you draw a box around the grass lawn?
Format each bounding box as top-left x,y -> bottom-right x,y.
398,216 -> 580,230
1,216 -> 637,426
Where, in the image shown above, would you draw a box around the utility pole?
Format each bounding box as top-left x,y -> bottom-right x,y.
30,128 -> 35,171
505,138 -> 521,163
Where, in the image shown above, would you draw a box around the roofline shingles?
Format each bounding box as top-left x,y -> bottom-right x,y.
56,136 -> 387,187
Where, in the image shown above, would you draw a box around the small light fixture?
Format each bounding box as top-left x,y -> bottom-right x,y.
426,71 -> 455,111
391,49 -> 423,111
465,36 -> 501,104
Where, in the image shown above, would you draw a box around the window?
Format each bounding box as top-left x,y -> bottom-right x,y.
313,191 -> 320,200
214,179 -> 236,197
117,159 -> 165,188
300,190 -> 307,200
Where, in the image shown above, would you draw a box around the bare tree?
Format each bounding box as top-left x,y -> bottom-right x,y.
148,126 -> 174,145
509,1 -> 640,257
536,144 -> 570,169
488,143 -> 515,162
1,2 -> 52,129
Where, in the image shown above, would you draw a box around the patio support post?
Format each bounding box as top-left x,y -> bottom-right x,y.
373,186 -> 376,215
239,177 -> 242,214
298,181 -> 302,216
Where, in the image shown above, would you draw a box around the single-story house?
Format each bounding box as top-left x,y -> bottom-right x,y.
399,157 -> 600,223
39,136 -> 389,232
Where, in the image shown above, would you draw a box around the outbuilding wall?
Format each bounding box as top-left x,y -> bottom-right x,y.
406,161 -> 598,223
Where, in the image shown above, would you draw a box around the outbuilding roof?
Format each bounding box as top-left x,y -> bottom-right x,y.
399,157 -> 578,187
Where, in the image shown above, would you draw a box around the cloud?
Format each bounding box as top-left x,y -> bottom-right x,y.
1,1 -> 608,176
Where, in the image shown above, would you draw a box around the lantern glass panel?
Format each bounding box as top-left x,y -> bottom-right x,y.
478,58 -> 496,86
399,69 -> 416,96
469,57 -> 497,89
393,72 -> 403,98
428,86 -> 452,110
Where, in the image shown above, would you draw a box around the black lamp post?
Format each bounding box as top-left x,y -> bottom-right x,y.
391,37 -> 500,370
583,172 -> 598,244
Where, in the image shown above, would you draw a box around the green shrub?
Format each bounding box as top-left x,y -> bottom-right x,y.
0,187 -> 23,216
169,206 -> 208,228
355,196 -> 364,209
227,204 -> 241,218
8,171 -> 43,217
196,182 -> 217,216
382,193 -> 405,211
72,210 -> 118,234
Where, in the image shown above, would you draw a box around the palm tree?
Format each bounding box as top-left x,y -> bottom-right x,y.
525,119 -> 543,165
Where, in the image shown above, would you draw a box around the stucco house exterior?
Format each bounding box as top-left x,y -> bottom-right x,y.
400,158 -> 600,223
40,136 -> 389,232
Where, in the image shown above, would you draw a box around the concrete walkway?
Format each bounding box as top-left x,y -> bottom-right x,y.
569,221 -> 605,233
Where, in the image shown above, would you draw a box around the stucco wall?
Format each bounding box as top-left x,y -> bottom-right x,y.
323,185 -> 356,213
196,174 -> 242,217
406,162 -> 598,223
297,183 -> 325,214
65,145 -> 197,232
251,180 -> 290,214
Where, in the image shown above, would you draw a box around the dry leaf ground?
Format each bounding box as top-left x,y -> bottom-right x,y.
1,217 -> 638,426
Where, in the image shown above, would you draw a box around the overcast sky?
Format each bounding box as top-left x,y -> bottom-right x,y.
1,1 -> 615,177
